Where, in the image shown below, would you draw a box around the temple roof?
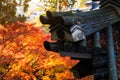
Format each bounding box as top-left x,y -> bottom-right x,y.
80,7 -> 120,36
50,6 -> 120,36
100,0 -> 120,8
39,0 -> 120,41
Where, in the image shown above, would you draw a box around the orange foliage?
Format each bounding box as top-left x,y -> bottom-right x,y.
0,22 -> 79,79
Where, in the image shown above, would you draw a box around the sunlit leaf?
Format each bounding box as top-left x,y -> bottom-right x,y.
0,22 -> 78,79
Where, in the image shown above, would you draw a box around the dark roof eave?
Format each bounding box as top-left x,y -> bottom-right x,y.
50,25 -> 71,33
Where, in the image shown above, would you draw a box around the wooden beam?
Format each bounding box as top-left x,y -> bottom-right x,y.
106,25 -> 118,80
59,51 -> 92,59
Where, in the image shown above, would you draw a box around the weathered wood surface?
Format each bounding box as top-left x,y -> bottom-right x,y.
49,8 -> 120,37
59,51 -> 92,59
100,0 -> 120,8
84,15 -> 120,36
40,6 -> 120,41
58,8 -> 118,27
